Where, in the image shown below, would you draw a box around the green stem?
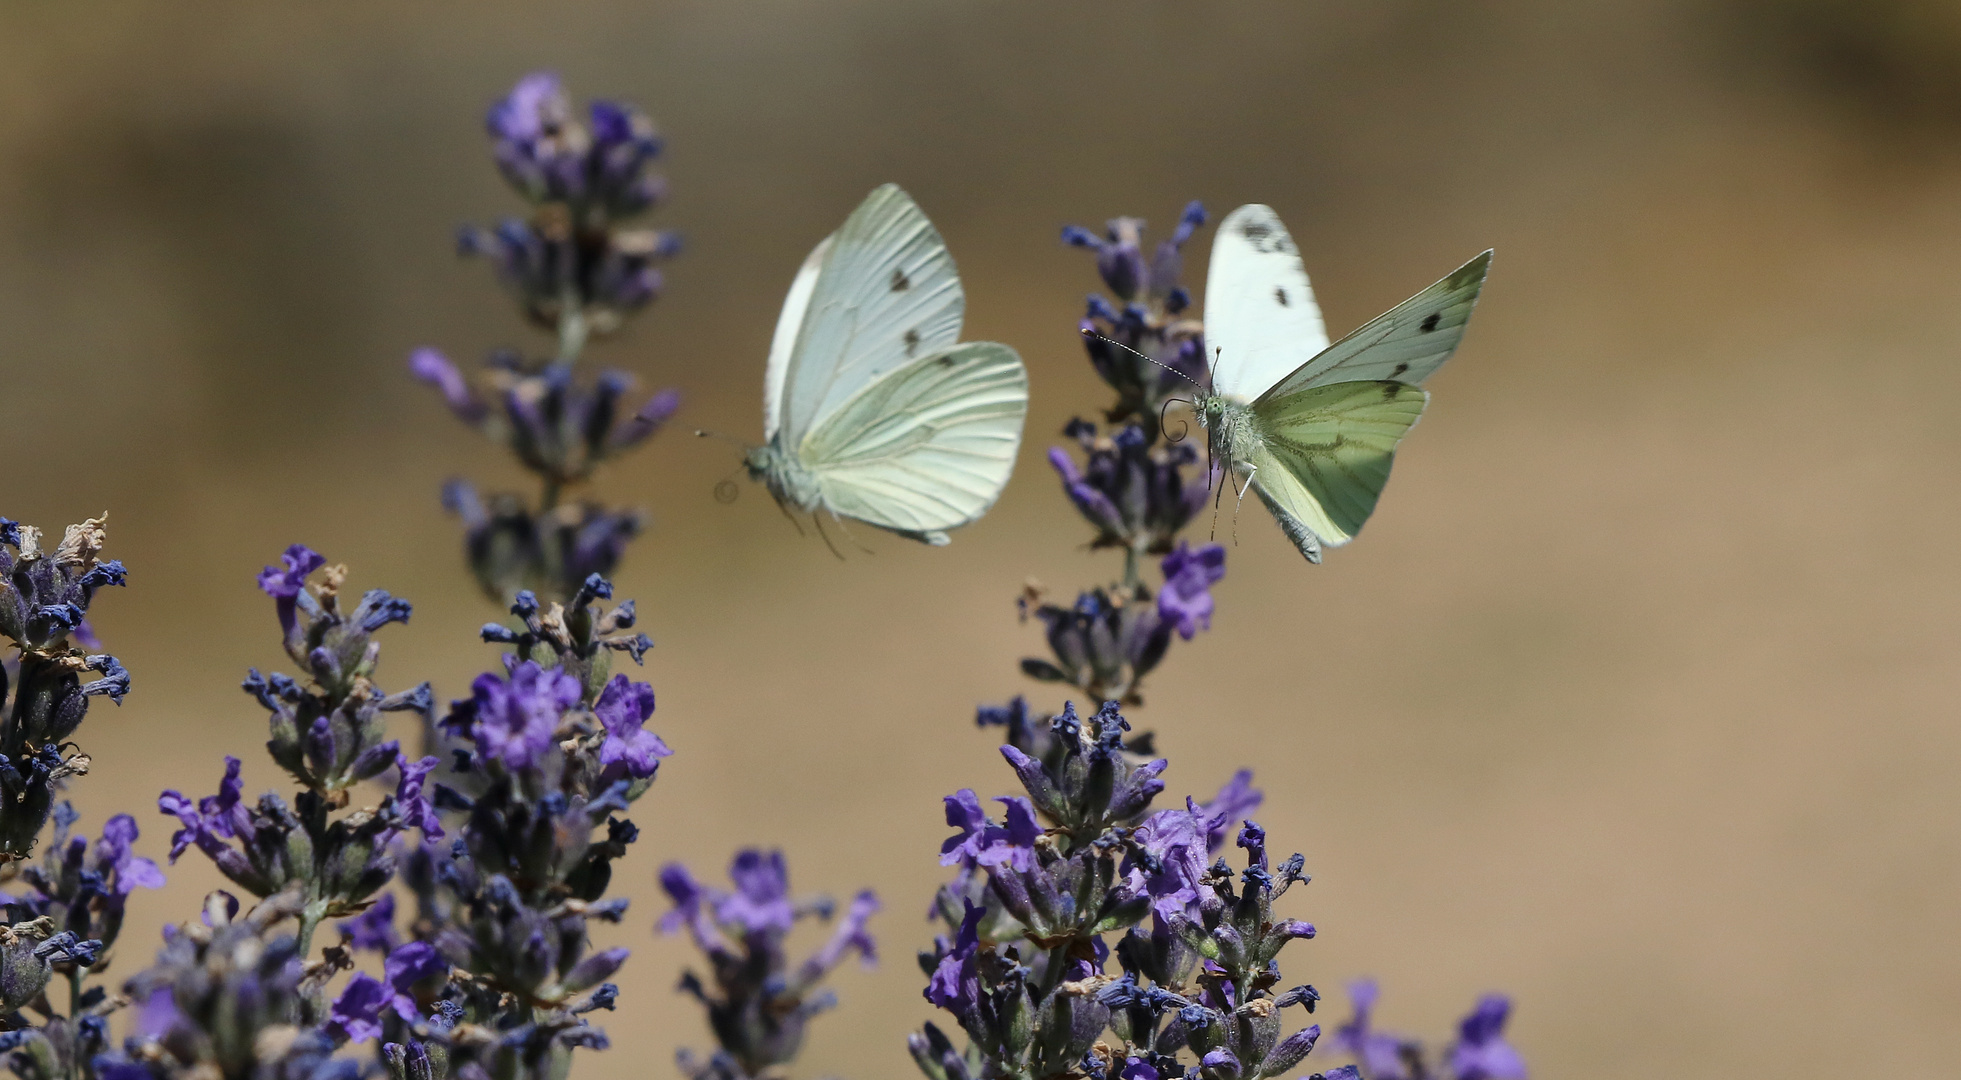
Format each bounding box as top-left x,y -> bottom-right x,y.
65,965 -> 81,1019
556,290 -> 589,365
296,899 -> 327,957
1122,546 -> 1141,592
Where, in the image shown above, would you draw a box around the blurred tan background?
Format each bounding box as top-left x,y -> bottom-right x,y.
4,1 -> 1961,1077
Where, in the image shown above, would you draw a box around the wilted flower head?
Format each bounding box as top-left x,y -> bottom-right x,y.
0,517 -> 129,857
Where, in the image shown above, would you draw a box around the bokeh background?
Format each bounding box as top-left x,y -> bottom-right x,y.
4,1 -> 1961,1077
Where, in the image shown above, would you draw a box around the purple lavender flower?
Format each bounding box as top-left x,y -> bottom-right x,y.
92,814 -> 165,893
1200,770 -> 1262,849
718,850 -> 794,936
487,72 -> 582,205
330,973 -> 393,1043
409,347 -> 488,424
800,889 -> 880,979
1063,217 -> 1149,302
1158,541 -> 1226,639
938,790 -> 1040,873
446,660 -> 581,770
256,544 -> 325,642
593,674 -> 671,782
339,892 -> 401,954
393,755 -> 444,841
1332,980 -> 1412,1080
923,899 -> 985,1015
1448,996 -> 1526,1080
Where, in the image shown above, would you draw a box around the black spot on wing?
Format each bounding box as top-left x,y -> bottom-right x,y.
904,328 -> 921,356
1419,313 -> 1441,333
1240,221 -> 1271,242
891,268 -> 911,292
1390,362 -> 1409,378
1274,286 -> 1289,307
937,353 -> 957,367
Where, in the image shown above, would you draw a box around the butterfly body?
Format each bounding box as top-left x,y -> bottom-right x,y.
1198,203 -> 1489,562
747,184 -> 1030,546
744,442 -> 824,515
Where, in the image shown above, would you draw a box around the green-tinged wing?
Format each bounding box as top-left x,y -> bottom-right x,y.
1262,251 -> 1491,397
801,341 -> 1029,543
1246,380 -> 1429,560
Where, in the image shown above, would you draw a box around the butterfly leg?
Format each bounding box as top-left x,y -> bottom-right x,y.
1210,453 -> 1230,541
828,510 -> 876,556
812,512 -> 846,561
1231,462 -> 1259,546
776,498 -> 808,537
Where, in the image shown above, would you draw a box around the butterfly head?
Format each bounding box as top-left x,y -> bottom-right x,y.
742,442 -> 823,514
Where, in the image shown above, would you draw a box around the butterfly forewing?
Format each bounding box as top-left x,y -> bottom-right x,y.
1205,204 -> 1331,402
1259,250 -> 1492,402
802,341 -> 1029,537
777,184 -> 966,449
763,233 -> 833,442
1248,380 -> 1429,555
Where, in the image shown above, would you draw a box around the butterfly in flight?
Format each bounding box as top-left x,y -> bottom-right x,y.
1183,203 -> 1491,562
740,184 -> 1030,548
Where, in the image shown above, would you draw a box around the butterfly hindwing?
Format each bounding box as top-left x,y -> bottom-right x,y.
1259,250 -> 1492,401
1245,379 -> 1430,557
1205,204 -> 1331,403
802,341 -> 1029,541
777,184 -> 966,449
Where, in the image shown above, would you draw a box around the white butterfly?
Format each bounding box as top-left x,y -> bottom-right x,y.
743,185 -> 1030,547
1193,203 -> 1491,562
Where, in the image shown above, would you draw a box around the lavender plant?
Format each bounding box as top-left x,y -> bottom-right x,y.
904,210 -> 1526,1080
0,517 -> 150,1080
84,541 -> 666,1080
656,852 -> 880,1080
0,78 -> 1523,1080
416,72 -> 683,604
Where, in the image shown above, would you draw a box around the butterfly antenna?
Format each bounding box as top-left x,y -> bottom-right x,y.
812,512 -> 846,561
695,429 -> 753,449
1158,397 -> 1193,444
1081,329 -> 1207,392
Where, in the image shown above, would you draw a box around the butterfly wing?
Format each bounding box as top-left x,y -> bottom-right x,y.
775,184 -> 965,449
1244,380 -> 1430,561
1204,204 -> 1330,402
1261,250 -> 1492,397
800,342 -> 1029,544
763,233 -> 833,442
